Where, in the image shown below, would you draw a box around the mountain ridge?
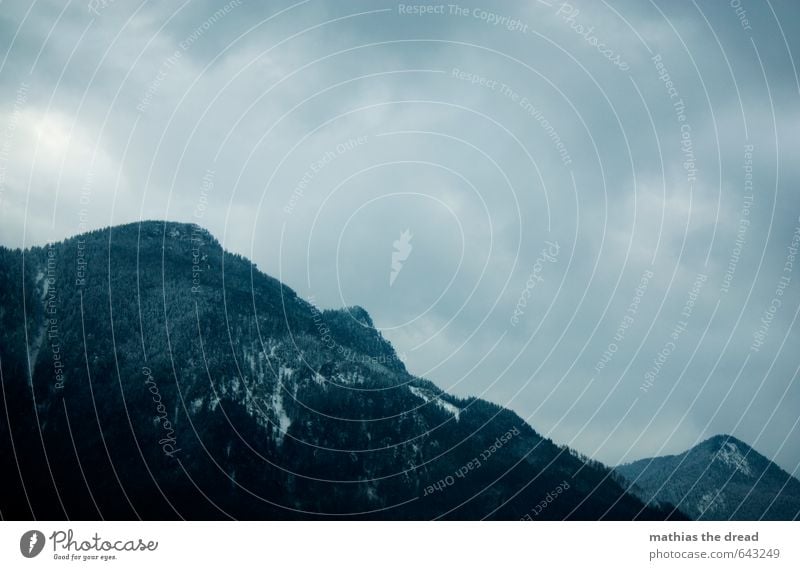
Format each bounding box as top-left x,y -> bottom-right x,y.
0,220 -> 701,520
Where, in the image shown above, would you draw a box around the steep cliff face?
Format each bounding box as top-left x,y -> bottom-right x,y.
0,221 -> 678,520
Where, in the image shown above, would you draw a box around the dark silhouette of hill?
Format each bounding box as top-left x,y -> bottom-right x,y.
0,221 -> 682,520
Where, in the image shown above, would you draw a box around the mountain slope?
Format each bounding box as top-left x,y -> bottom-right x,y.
615,435 -> 800,520
0,221 -> 680,520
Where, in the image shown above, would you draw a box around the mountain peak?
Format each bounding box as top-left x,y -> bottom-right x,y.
615,434 -> 800,520
341,305 -> 373,327
704,433 -> 748,447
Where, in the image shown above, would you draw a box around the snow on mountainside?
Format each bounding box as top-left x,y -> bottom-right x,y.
715,442 -> 753,476
615,435 -> 800,520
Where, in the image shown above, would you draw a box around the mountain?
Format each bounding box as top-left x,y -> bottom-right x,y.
0,221 -> 681,520
615,435 -> 800,520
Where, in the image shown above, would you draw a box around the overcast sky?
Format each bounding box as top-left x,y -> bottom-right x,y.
1,0 -> 799,473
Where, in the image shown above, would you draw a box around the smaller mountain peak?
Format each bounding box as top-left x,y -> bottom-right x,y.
703,434 -> 749,450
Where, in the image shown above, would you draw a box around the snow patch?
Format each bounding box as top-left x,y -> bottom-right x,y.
27,265 -> 50,378
697,488 -> 726,517
409,386 -> 430,402
333,370 -> 364,385
715,442 -> 753,476
35,269 -> 48,299
435,399 -> 461,420
270,368 -> 293,445
243,345 -> 256,372
190,397 -> 204,414
408,386 -> 460,420
270,390 -> 292,445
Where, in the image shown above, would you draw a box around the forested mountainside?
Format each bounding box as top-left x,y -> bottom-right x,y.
0,221 -> 681,520
616,435 -> 800,520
